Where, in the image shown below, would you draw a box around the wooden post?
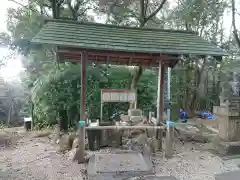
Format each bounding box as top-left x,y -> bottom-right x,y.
100,102 -> 103,122
75,121 -> 85,163
134,91 -> 137,109
165,121 -> 174,158
149,111 -> 152,123
167,67 -> 171,122
156,62 -> 165,150
80,51 -> 87,122
31,101 -> 34,131
75,51 -> 87,163
100,90 -> 103,122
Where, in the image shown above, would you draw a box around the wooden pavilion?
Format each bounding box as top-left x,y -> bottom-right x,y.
31,19 -> 227,150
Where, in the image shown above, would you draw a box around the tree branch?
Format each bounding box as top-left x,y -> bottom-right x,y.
9,0 -> 51,18
145,0 -> 167,22
66,0 -> 90,20
151,18 -> 164,25
232,0 -> 240,49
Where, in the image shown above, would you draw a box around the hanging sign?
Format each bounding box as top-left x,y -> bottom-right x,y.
101,89 -> 136,103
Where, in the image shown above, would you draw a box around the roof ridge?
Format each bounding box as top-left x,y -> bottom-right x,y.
45,19 -> 198,35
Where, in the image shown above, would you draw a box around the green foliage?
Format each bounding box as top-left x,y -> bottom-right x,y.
31,64 -> 157,128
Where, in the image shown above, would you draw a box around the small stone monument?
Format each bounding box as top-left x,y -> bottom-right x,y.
213,79 -> 240,155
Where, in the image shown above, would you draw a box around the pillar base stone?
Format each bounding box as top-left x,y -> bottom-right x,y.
213,137 -> 240,155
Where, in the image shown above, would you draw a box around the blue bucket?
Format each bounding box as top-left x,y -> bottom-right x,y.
207,115 -> 216,120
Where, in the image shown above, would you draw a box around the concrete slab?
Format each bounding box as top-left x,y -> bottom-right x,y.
215,170 -> 240,180
96,153 -> 148,172
87,151 -> 153,180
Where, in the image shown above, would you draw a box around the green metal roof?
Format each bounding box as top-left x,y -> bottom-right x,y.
31,20 -> 228,57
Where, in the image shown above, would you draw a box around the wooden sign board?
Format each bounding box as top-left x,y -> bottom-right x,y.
101,89 -> 136,103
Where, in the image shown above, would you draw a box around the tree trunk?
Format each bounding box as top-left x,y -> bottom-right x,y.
190,58 -> 206,111
130,0 -> 167,109
232,0 -> 240,49
51,0 -> 64,19
130,66 -> 143,108
7,105 -> 13,126
51,0 -> 58,18
59,109 -> 68,132
31,101 -> 34,130
184,59 -> 191,111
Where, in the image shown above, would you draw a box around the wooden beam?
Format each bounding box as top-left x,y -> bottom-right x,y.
57,47 -> 179,60
58,54 -> 176,67
59,53 -> 157,61
57,47 -> 180,68
85,125 -> 165,130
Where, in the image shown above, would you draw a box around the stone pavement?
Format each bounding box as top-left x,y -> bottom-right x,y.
215,155 -> 240,180
87,151 -> 154,180
87,150 -> 180,180
215,170 -> 240,180
126,176 -> 178,179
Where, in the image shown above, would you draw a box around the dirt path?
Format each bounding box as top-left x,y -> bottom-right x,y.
0,129 -> 85,180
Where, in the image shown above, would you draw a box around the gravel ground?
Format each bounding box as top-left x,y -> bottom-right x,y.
153,142 -> 240,180
0,135 -> 85,180
0,129 -> 239,180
